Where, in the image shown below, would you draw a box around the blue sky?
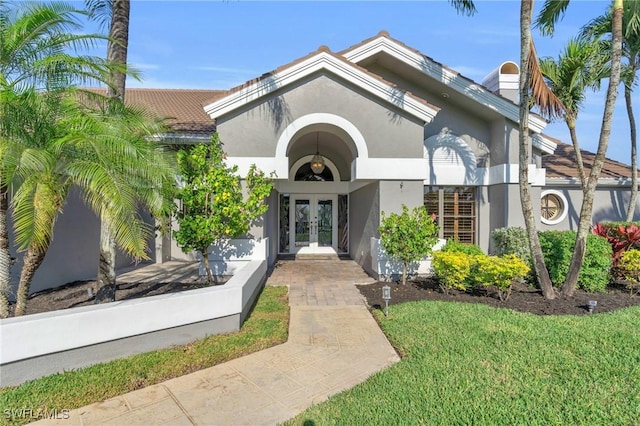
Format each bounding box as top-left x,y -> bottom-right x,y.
79,1 -> 631,165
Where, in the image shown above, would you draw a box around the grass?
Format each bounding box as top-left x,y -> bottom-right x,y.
288,301 -> 640,425
0,285 -> 289,426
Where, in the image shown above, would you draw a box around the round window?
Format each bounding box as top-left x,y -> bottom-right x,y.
540,191 -> 567,225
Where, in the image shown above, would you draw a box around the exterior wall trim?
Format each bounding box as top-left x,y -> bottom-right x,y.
289,155 -> 341,181
423,164 -> 546,186
276,113 -> 369,158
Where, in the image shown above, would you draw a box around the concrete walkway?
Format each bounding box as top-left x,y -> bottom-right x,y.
37,260 -> 399,425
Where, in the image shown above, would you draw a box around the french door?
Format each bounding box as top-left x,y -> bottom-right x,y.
290,194 -> 338,254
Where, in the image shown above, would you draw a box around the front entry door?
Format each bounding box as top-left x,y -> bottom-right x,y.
291,195 -> 338,254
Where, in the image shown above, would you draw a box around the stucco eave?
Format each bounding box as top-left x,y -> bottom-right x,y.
203,51 -> 439,124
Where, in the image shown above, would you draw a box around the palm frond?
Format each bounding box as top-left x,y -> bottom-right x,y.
535,0 -> 571,36
448,0 -> 477,16
529,40 -> 566,120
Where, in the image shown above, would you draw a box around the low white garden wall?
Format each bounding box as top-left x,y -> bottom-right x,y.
371,237 -> 446,281
0,238 -> 270,387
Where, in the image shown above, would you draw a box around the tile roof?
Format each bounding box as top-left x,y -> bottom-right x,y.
124,89 -> 223,135
542,136 -> 634,180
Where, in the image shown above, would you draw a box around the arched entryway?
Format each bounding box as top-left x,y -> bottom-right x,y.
276,115 -> 360,256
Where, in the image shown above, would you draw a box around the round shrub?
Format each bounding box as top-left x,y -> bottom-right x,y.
432,251 -> 473,294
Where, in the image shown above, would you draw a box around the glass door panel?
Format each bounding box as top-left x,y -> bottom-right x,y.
288,194 -> 339,254
294,199 -> 310,247
316,199 -> 333,247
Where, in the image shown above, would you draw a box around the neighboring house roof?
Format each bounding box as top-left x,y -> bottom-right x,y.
202,45 -> 440,123
124,88 -> 223,135
543,137 -> 634,180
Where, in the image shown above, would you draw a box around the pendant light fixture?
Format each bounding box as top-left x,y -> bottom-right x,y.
310,132 -> 325,174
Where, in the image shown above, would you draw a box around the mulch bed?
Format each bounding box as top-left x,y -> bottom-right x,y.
8,276 -> 228,317
358,278 -> 640,316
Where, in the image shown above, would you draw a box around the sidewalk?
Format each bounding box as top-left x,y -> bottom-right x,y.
38,260 -> 400,425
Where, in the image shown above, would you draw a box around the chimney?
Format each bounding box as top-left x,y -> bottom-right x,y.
481,61 -> 519,103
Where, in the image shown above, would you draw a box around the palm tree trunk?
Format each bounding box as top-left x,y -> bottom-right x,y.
562,0 -> 624,296
0,188 -> 12,318
106,0 -> 129,99
566,119 -> 587,192
625,82 -> 638,221
14,244 -> 48,316
520,0 -> 555,299
95,216 -> 117,303
96,0 -> 130,303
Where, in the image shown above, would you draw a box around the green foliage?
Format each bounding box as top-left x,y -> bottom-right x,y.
0,286 -> 289,423
431,250 -> 473,293
491,227 -> 532,266
379,205 -> 439,285
593,222 -> 640,269
473,254 -> 530,301
441,239 -> 483,256
581,234 -> 614,292
539,231 -> 612,292
174,135 -> 272,282
618,249 -> 640,296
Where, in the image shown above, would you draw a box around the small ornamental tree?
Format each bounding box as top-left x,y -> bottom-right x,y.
379,205 -> 439,285
174,135 -> 272,283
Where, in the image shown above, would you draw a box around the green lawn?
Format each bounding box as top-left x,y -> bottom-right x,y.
0,286 -> 289,426
288,300 -> 640,425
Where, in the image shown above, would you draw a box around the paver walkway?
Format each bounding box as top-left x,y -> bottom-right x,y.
37,259 -> 399,426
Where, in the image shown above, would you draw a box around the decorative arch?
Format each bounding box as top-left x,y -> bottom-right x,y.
275,113 -> 369,161
424,128 -> 477,185
289,155 -> 341,181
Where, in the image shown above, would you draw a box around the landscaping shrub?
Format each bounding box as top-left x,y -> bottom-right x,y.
441,239 -> 484,256
581,234 -> 614,292
432,251 -> 473,293
618,249 -> 640,296
593,222 -> 640,270
539,231 -> 612,292
538,231 -> 572,286
491,227 -> 531,266
379,205 -> 439,285
472,254 -> 530,301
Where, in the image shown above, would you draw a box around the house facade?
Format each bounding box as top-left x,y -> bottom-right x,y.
13,31 -> 639,293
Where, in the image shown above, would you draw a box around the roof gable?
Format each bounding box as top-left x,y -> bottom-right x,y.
203,47 -> 439,123
341,31 -> 548,134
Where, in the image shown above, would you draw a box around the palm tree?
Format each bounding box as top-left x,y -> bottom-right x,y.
581,1 -> 640,221
0,1 -> 112,318
538,38 -> 605,191
519,0 -> 558,300
86,0 -> 133,303
12,91 -> 175,316
536,0 -> 625,297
